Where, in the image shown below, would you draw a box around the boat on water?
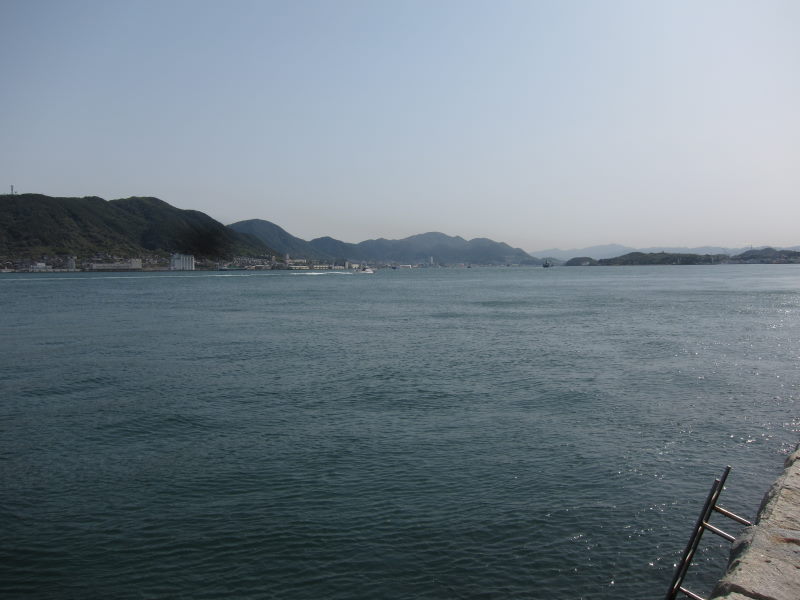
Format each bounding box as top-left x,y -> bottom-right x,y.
542,260 -> 551,268
360,267 -> 375,274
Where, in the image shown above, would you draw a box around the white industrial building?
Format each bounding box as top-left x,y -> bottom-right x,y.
170,254 -> 195,271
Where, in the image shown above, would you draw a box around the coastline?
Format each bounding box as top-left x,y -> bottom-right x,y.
710,445 -> 800,600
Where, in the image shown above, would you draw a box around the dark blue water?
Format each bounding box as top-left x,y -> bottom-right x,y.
1,266 -> 798,599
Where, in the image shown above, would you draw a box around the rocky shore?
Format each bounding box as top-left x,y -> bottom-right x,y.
710,446 -> 800,600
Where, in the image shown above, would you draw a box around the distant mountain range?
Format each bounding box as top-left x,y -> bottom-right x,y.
229,219 -> 541,265
4,194 -> 797,266
0,194 -> 275,259
532,243 -> 800,260
0,195 -> 542,265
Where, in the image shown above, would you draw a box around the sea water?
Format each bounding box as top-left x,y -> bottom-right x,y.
1,266 -> 798,599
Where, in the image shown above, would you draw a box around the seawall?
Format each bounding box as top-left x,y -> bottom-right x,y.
709,446 -> 800,600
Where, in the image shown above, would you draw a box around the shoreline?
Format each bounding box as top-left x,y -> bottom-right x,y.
709,445 -> 800,600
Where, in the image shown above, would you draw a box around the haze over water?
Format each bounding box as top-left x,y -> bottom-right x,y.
1,266 -> 798,599
3,1 -> 799,248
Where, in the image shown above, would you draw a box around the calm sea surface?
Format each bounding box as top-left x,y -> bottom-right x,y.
1,266 -> 799,599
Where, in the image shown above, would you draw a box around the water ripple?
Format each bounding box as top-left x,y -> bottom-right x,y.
2,266 -> 798,599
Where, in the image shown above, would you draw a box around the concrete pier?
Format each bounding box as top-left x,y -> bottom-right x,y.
709,446 -> 800,600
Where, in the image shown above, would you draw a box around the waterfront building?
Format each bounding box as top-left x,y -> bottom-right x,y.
89,258 -> 142,271
287,258 -> 309,270
170,254 -> 195,271
29,262 -> 53,272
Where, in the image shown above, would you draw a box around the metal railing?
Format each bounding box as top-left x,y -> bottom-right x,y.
664,466 -> 752,600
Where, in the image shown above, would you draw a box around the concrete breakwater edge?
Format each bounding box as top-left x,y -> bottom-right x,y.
709,445 -> 800,600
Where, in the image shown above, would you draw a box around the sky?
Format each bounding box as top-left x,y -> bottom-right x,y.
1,0 -> 799,252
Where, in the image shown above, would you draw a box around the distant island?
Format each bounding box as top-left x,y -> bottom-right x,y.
532,243 -> 800,261
565,249 -> 800,266
2,193 -> 798,272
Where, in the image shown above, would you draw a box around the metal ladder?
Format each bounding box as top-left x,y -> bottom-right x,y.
665,466 -> 753,600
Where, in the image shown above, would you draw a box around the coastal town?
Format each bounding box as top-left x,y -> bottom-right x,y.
0,253 -> 398,273
4,246 -> 800,273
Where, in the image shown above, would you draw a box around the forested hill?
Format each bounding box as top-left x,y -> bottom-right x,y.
567,249 -> 800,266
308,231 -> 540,265
228,218 -> 331,259
733,247 -> 800,263
596,252 -> 729,265
0,194 -> 275,259
229,221 -> 541,265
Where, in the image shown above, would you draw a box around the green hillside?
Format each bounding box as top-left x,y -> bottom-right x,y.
733,247 -> 800,263
0,194 -> 275,259
228,218 -> 332,259
597,252 -> 728,265
309,231 -> 541,265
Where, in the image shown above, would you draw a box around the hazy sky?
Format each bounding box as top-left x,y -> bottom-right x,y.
2,0 -> 798,251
